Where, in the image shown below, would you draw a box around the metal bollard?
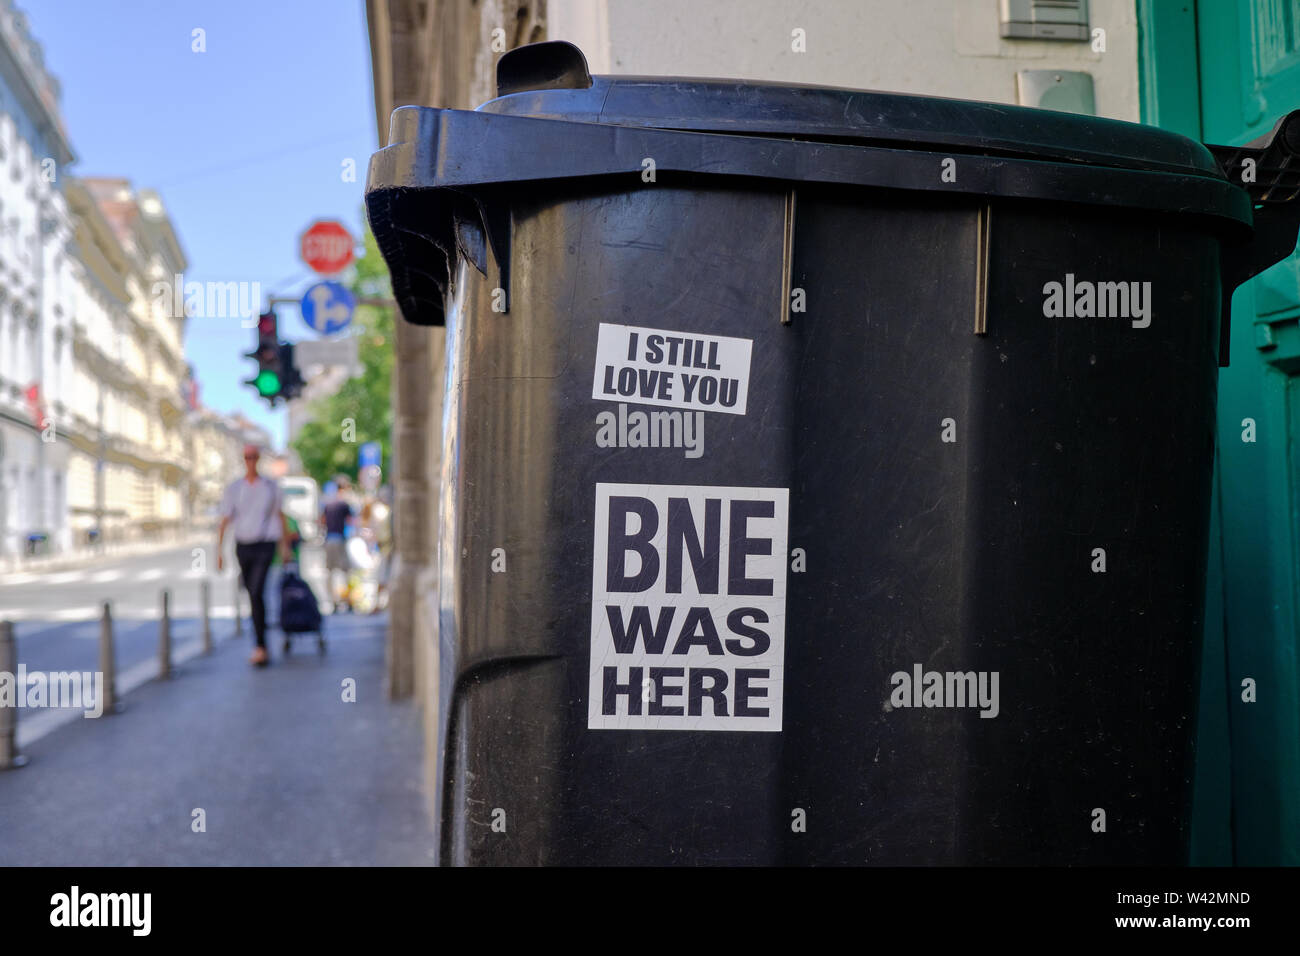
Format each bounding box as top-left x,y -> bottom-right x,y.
201,580 -> 212,654
233,573 -> 243,637
159,589 -> 172,679
99,602 -> 118,714
0,620 -> 28,769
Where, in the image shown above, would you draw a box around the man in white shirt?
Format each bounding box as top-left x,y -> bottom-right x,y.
217,445 -> 291,667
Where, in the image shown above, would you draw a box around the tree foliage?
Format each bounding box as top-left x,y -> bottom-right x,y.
291,227 -> 394,487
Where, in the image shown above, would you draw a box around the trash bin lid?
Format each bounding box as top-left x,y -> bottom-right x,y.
482,43 -> 1217,180
367,42 -> 1257,328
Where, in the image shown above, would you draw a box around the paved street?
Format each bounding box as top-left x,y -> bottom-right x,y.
0,540 -> 341,681
0,539 -> 330,620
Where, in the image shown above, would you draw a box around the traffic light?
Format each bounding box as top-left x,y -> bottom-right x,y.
279,341 -> 305,400
244,310 -> 283,404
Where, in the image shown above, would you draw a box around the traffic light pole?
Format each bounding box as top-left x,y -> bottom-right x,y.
266,296 -> 397,309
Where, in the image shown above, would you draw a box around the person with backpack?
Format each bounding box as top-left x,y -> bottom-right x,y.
217,445 -> 292,667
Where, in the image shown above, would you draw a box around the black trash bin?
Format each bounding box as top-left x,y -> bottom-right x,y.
366,41 -> 1300,865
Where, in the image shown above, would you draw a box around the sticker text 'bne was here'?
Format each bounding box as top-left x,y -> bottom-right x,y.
590,483 -> 789,732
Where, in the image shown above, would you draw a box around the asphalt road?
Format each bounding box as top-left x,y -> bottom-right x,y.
0,541 -> 335,678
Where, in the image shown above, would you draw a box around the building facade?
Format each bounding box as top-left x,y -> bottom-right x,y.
0,2 -> 266,563
64,177 -> 190,547
62,176 -> 195,548
189,406 -> 248,527
0,0 -> 75,557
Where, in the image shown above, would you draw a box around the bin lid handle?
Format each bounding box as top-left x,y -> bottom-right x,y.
1205,109 -> 1300,205
1208,110 -> 1300,364
497,40 -> 592,98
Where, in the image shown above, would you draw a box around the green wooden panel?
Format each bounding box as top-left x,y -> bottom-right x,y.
1143,0 -> 1300,865
1214,281 -> 1300,866
1137,0 -> 1202,137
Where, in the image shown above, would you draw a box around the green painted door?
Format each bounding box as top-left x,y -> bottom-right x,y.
1144,0 -> 1300,864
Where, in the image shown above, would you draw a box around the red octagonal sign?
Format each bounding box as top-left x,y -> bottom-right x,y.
300,219 -> 355,274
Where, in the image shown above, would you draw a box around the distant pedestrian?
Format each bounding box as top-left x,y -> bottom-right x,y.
321,475 -> 356,613
364,491 -> 393,613
217,445 -> 291,667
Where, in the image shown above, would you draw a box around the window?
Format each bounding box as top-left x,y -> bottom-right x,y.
1254,1 -> 1300,75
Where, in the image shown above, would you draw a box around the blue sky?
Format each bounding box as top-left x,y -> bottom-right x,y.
28,0 -> 379,447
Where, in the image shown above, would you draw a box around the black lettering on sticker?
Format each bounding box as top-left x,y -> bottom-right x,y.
688,668 -> 729,717
672,607 -> 725,655
729,499 -> 775,596
725,607 -> 771,656
607,496 -> 659,591
719,379 -> 739,407
734,668 -> 769,717
606,605 -> 675,654
648,667 -> 685,716
666,497 -> 720,594
603,666 -> 643,716
638,368 -> 661,399
646,334 -> 664,364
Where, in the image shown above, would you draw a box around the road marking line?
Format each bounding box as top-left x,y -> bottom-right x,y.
42,571 -> 87,585
3,606 -> 102,622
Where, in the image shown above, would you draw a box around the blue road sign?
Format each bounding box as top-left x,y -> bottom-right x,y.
301,281 -> 355,335
359,441 -> 382,470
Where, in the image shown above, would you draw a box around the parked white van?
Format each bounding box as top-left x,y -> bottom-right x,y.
278,475 -> 320,543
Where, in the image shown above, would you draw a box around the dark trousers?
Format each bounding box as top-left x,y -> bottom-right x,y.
235,541 -> 277,648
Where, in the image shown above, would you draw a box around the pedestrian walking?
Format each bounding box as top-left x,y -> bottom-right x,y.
321,475 -> 356,613
217,444 -> 291,667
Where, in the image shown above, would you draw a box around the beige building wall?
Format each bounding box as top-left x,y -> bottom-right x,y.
548,0 -> 1138,119
64,177 -> 192,546
65,178 -> 136,544
189,408 -> 244,527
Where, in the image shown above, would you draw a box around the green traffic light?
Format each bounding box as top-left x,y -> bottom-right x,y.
254,369 -> 282,396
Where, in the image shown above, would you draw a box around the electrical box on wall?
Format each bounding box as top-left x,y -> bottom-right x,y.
1016,70 -> 1096,114
1000,0 -> 1090,41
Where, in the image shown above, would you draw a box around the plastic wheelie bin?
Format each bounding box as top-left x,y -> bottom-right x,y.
366,41 -> 1300,865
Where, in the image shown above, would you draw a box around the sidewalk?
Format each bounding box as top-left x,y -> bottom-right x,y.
0,531 -> 212,575
0,612 -> 434,866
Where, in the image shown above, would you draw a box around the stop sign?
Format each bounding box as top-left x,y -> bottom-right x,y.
300,220 -> 355,274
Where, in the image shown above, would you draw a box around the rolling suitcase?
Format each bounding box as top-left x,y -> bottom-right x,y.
279,562 -> 325,655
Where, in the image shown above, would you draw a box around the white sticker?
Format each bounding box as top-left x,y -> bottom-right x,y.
589,482 -> 789,732
592,323 -> 753,415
